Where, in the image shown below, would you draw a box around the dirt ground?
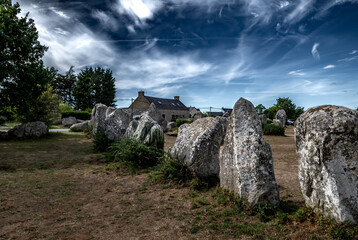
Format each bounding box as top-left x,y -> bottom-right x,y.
0,127 -> 336,239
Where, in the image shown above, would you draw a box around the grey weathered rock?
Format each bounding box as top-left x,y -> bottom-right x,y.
146,103 -> 163,124
125,120 -> 138,137
91,104 -> 108,135
8,121 -> 48,138
161,120 -> 168,132
104,108 -> 131,141
70,120 -> 89,132
259,114 -> 267,125
273,119 -> 281,126
170,117 -> 227,178
275,109 -> 286,127
295,105 -> 358,223
90,104 -> 131,141
0,130 -> 9,140
76,119 -> 85,123
62,117 -> 77,127
132,112 -> 163,147
220,98 -> 279,205
167,122 -> 176,132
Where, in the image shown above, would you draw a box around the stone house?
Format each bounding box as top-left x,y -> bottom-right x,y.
129,91 -> 189,122
189,107 -> 202,118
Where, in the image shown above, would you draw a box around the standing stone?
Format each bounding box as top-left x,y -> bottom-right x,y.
91,104 -> 108,135
259,114 -> 267,125
275,109 -> 287,127
104,109 -> 131,141
295,105 -> 358,223
125,120 -> 138,138
8,121 -> 48,138
170,117 -> 227,178
62,117 -> 77,127
220,98 -> 279,205
167,122 -> 176,132
131,107 -> 164,149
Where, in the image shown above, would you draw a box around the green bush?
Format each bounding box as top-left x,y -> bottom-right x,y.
267,119 -> 273,124
148,154 -> 193,184
93,129 -> 112,152
175,118 -> 192,128
61,110 -> 91,120
0,115 -> 7,125
107,138 -> 163,173
263,124 -> 285,136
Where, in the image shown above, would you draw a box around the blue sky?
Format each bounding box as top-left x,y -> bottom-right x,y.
17,0 -> 358,111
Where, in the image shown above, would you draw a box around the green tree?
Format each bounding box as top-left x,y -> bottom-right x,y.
51,66 -> 76,105
274,97 -> 304,121
0,1 -> 50,123
264,106 -> 279,120
255,104 -> 266,115
73,67 -> 116,110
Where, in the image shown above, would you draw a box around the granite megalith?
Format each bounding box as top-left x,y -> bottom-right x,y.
8,121 -> 48,138
295,105 -> 358,223
275,109 -> 286,127
170,117 -> 227,178
220,98 -> 280,205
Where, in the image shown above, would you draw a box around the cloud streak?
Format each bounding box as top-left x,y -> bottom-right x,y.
311,43 -> 320,60
323,64 -> 335,69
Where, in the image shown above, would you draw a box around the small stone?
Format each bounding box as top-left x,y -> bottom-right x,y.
70,120 -> 89,132
62,117 -> 77,127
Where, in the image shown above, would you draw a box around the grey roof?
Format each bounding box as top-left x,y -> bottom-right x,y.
144,96 -> 188,110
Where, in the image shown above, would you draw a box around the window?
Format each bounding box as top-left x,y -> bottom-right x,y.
162,114 -> 165,119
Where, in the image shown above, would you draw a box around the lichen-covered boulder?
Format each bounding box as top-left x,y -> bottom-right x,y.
125,120 -> 138,137
62,117 -> 77,127
8,121 -> 48,138
146,103 -> 163,124
104,109 -> 131,141
295,105 -> 358,223
220,98 -> 279,205
275,109 -> 286,127
70,120 -> 89,132
91,104 -> 108,135
259,114 -> 267,125
131,109 -> 164,149
170,117 -> 227,178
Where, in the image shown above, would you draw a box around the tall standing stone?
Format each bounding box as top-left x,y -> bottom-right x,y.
295,105 -> 358,223
275,109 -> 287,127
220,98 -> 279,205
170,117 -> 227,178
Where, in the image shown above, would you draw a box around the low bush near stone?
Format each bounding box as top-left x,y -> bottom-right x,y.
148,154 -> 193,184
263,123 -> 285,136
267,119 -> 273,124
175,118 -> 192,128
93,129 -> 112,152
107,138 -> 163,173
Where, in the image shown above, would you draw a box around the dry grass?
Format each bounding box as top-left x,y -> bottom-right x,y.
0,128 -> 353,239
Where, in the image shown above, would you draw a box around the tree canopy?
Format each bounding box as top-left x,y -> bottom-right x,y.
51,66 -> 76,105
256,97 -> 304,121
73,67 -> 116,110
0,0 -> 52,123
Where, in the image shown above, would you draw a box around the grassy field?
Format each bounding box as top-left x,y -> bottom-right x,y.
0,127 -> 356,239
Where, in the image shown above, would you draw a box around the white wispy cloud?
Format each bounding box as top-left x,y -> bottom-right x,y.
288,70 -> 305,76
323,64 -> 335,69
92,10 -> 118,30
350,50 -> 358,55
311,42 -> 320,60
338,55 -> 358,62
279,1 -> 290,9
284,0 -> 315,24
50,7 -> 70,19
114,0 -> 163,26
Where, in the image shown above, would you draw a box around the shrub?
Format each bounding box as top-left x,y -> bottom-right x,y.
148,154 -> 193,184
0,115 -> 7,125
146,128 -> 164,150
107,138 -> 163,173
61,110 -> 91,120
263,124 -> 285,136
93,129 -> 112,152
267,119 -> 273,124
175,118 -> 192,128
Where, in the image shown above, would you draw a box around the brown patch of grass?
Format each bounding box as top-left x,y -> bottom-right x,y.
0,128 -> 356,239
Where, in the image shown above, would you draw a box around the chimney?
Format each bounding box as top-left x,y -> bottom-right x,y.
174,96 -> 180,101
138,91 -> 144,97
